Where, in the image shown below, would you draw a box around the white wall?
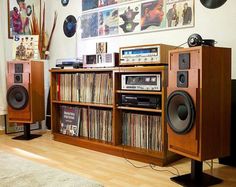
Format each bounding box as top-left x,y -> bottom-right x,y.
2,0 -> 236,78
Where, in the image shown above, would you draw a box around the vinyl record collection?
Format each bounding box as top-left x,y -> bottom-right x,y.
56,73 -> 113,104
122,112 -> 162,151
60,105 -> 112,142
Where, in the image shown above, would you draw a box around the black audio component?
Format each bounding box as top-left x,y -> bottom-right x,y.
121,94 -> 161,109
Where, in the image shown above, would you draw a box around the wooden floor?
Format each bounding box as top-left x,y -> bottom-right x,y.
0,131 -> 235,187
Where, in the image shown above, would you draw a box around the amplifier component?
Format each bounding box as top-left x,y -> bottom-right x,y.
121,74 -> 161,91
119,44 -> 176,66
121,94 -> 161,109
83,53 -> 119,68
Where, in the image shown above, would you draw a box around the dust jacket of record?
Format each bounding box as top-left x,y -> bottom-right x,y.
60,106 -> 80,136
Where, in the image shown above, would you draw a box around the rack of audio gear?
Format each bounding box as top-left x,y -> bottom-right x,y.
50,44 -> 180,166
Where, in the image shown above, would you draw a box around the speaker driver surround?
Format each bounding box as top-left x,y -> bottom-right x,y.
7,85 -> 29,110
166,91 -> 195,134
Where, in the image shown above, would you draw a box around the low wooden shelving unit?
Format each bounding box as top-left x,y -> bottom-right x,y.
50,66 -> 180,166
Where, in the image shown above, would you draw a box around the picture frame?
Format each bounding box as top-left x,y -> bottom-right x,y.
96,42 -> 107,54
7,0 -> 41,39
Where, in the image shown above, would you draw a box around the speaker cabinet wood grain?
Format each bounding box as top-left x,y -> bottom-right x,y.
7,61 -> 45,123
166,46 -> 231,161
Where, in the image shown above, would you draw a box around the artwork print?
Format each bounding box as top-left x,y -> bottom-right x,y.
12,35 -> 39,60
81,13 -> 98,39
83,0 -> 133,11
98,0 -> 118,7
141,0 -> 166,31
99,9 -> 119,36
166,0 -> 193,28
119,3 -> 140,34
8,0 -> 41,39
82,0 -> 98,11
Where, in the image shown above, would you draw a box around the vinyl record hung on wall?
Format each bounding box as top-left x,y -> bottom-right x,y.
200,0 -> 227,9
61,0 -> 69,6
63,15 -> 77,38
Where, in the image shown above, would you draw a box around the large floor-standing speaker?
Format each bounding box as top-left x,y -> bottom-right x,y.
219,80 -> 236,166
7,61 -> 45,124
166,46 -> 231,186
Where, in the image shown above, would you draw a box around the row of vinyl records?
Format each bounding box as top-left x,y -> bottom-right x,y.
56,73 -> 113,104
122,112 -> 162,152
60,105 -> 112,142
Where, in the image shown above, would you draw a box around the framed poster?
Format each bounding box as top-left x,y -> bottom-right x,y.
7,0 -> 41,39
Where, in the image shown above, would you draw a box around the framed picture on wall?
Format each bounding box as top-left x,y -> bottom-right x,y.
7,0 -> 41,39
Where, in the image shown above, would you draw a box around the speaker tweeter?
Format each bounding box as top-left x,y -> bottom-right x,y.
179,53 -> 190,70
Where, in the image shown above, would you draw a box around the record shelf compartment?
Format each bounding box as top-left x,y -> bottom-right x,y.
50,66 -> 180,166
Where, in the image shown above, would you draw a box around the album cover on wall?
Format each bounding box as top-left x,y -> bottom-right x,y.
83,0 -> 133,11
82,0 -> 98,11
119,3 -> 140,34
99,0 -> 118,7
117,0 -> 132,3
166,0 -> 194,28
12,35 -> 39,60
81,13 -> 98,39
96,42 -> 107,53
141,0 -> 166,31
98,9 -> 119,36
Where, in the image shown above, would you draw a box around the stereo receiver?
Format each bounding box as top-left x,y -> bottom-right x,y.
121,74 -> 161,91
119,44 -> 176,66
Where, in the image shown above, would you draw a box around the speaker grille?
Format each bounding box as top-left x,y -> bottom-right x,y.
7,85 -> 29,110
166,91 -> 195,134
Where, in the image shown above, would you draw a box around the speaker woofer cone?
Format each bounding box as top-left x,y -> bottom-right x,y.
7,85 -> 29,110
166,91 -> 195,134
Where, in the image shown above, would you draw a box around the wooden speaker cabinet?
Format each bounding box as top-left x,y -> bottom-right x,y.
7,61 -> 45,124
166,46 -> 231,161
